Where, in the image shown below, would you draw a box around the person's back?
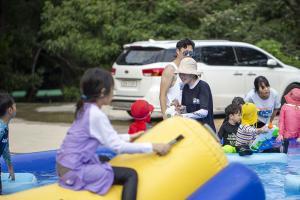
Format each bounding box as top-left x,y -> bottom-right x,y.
57,103 -> 110,170
236,124 -> 257,147
277,88 -> 300,153
56,68 -> 171,200
128,100 -> 154,134
235,103 -> 266,155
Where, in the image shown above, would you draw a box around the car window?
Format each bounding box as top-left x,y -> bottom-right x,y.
200,46 -> 237,66
234,47 -> 268,66
116,47 -> 174,65
193,47 -> 201,62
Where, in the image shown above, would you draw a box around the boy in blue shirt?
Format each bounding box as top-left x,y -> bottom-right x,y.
0,92 -> 16,194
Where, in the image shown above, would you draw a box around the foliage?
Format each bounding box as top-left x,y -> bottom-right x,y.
256,40 -> 300,68
0,0 -> 299,93
63,86 -> 80,102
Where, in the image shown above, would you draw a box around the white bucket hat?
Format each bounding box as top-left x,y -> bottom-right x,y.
175,57 -> 201,75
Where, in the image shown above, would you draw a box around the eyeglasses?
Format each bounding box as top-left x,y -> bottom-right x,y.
182,50 -> 194,57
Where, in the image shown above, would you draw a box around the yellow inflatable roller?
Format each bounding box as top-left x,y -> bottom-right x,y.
3,117 -> 228,200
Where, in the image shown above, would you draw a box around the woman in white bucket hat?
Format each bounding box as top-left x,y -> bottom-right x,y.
175,57 -> 216,132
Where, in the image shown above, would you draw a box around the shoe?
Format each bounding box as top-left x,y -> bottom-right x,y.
238,146 -> 253,156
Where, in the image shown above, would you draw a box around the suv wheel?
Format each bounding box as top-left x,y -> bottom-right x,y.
281,83 -> 300,104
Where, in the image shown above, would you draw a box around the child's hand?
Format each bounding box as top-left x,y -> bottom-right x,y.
178,105 -> 187,114
276,135 -> 283,142
152,143 -> 171,156
174,112 -> 181,117
171,99 -> 180,107
130,131 -> 145,142
8,165 -> 15,181
257,126 -> 268,134
296,138 -> 300,144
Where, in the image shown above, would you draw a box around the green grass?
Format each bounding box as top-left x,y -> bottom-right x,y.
16,103 -> 75,123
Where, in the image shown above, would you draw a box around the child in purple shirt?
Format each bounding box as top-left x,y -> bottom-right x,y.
56,68 -> 171,200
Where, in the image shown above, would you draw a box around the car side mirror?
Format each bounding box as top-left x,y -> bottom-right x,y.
267,59 -> 277,67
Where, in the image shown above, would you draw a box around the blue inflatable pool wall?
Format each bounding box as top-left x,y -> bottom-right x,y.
1,148 -> 267,198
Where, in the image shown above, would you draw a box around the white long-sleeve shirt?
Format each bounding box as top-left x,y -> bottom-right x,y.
89,104 -> 153,154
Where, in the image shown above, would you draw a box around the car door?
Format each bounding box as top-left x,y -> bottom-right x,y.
233,46 -> 282,95
194,46 -> 246,113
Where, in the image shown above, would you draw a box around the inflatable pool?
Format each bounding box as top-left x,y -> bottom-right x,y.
188,163 -> 265,200
1,117 -> 229,199
1,173 -> 37,195
284,174 -> 300,195
226,153 -> 288,165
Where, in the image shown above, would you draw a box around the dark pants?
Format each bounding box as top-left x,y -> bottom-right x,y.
257,121 -> 265,128
112,167 -> 138,200
282,139 -> 289,154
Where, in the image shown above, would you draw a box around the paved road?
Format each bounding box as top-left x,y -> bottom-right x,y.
9,105 -> 278,153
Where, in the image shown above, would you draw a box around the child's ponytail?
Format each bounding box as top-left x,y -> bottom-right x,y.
75,99 -> 84,118
74,68 -> 114,118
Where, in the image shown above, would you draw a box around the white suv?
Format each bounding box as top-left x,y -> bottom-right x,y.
111,40 -> 300,114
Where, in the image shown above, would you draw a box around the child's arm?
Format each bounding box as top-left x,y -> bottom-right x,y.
256,127 -> 268,134
130,131 -> 145,142
181,109 -> 208,119
217,125 -> 225,142
2,144 -> 15,181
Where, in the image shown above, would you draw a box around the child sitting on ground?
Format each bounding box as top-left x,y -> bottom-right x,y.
56,68 -> 170,200
232,96 -> 245,108
221,97 -> 245,125
235,103 -> 267,156
218,104 -> 241,153
128,100 -> 154,135
276,88 -> 300,153
0,92 -> 16,194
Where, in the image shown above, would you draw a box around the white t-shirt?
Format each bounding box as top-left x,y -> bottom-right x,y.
244,88 -> 281,124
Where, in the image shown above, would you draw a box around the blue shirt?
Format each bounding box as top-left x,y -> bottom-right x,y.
0,119 -> 11,164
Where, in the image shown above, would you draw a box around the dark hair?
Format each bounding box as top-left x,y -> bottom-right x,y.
0,92 -> 15,117
232,97 -> 245,106
75,68 -> 114,118
225,103 -> 241,118
254,76 -> 270,92
176,38 -> 195,50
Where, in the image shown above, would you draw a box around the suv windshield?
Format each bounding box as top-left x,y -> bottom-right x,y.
116,47 -> 175,65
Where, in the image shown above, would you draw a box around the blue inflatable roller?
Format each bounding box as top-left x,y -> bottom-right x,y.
187,163 -> 265,200
1,173 -> 37,194
284,174 -> 300,195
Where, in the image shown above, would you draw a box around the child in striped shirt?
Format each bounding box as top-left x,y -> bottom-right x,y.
236,103 -> 266,155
